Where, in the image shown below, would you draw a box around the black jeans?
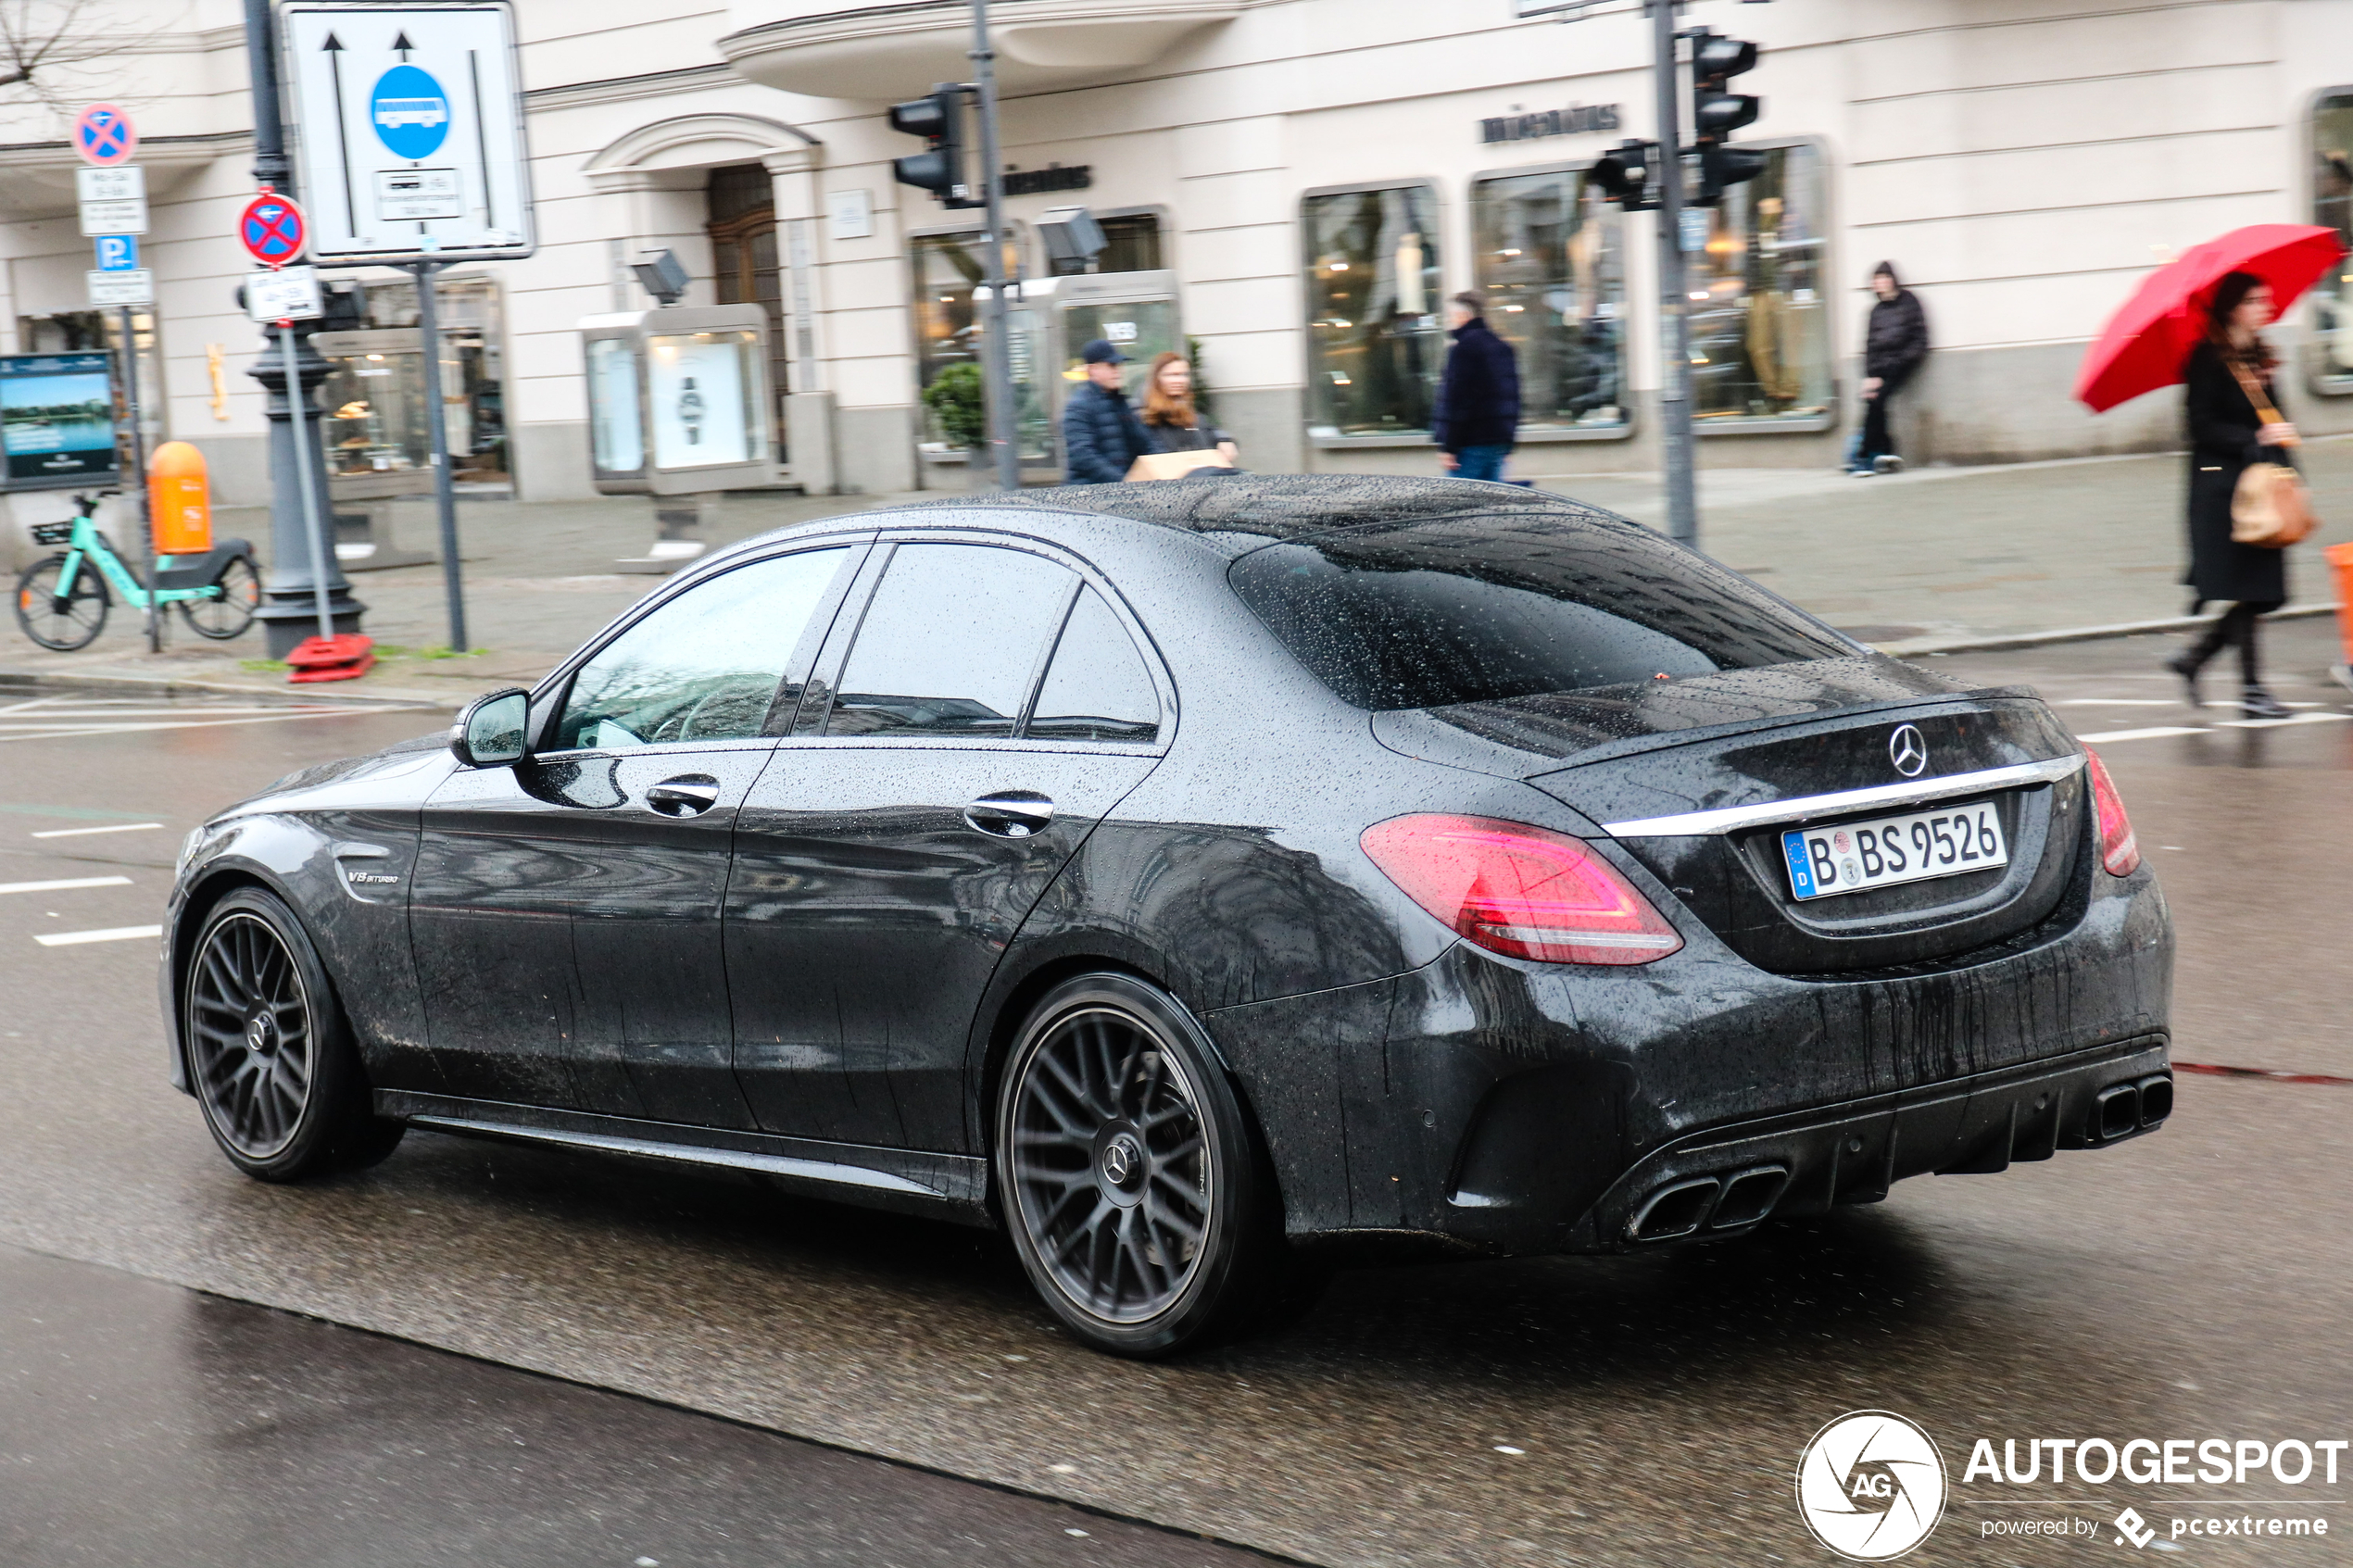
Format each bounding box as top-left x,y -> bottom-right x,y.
1859,386 -> 1898,466
2183,599 -> 2284,687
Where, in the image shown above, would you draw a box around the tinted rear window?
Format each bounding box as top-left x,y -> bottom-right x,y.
1227,516 -> 1852,710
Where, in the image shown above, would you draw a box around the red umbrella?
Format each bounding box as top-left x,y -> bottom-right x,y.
2074,224 -> 2346,412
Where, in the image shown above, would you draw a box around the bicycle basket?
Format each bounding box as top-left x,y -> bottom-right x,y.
29,522 -> 75,546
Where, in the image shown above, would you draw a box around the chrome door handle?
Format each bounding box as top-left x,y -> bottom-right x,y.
963,790 -> 1055,839
646,774 -> 722,817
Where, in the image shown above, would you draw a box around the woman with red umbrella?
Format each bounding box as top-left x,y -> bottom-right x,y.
2077,224 -> 2341,718
2165,271 -> 2296,719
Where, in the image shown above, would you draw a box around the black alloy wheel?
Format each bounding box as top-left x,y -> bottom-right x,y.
996,972 -> 1302,1357
13,553 -> 108,651
179,554 -> 260,640
183,888 -> 402,1180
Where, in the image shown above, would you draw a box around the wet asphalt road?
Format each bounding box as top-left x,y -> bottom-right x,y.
0,626 -> 2347,1568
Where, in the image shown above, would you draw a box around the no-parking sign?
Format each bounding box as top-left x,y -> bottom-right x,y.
71,104 -> 137,167
238,193 -> 309,266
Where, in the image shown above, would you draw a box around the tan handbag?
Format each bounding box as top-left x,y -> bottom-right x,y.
2225,359 -> 2318,547
1125,448 -> 1233,482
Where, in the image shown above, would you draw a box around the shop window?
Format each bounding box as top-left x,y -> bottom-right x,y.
2311,94 -> 2353,391
329,275 -> 509,485
1303,185 -> 1444,438
912,232 -> 985,443
1098,214 -> 1163,273
707,164 -> 791,455
1686,144 -> 1832,425
1471,169 -> 1628,433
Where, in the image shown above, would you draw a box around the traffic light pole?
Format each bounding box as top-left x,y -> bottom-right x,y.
1652,0 -> 1698,548
968,1 -> 1021,492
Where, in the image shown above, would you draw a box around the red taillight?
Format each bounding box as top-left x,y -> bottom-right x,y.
2083,748 -> 2140,877
1360,814 -> 1684,965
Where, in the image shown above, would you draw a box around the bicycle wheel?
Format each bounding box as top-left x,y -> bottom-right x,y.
13,553 -> 108,651
179,553 -> 260,640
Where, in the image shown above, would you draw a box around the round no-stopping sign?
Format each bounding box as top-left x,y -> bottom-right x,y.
72,103 -> 137,167
238,193 -> 308,266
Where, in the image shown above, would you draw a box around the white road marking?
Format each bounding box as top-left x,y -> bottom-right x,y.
29,822 -> 162,838
2216,711 -> 2353,730
2077,726 -> 2210,743
34,924 -> 161,947
0,876 -> 132,896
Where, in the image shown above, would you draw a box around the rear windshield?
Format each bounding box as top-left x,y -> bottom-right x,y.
1227,515 -> 1853,711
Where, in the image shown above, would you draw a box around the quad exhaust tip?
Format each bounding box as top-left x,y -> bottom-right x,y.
1628,1164 -> 1792,1243
2093,1073 -> 2174,1144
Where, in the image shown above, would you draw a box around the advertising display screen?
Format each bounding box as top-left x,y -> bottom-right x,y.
646,331 -> 757,469
0,353 -> 118,484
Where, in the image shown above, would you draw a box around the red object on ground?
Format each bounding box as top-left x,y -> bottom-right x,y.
2327,542 -> 2353,667
2074,224 -> 2346,412
285,633 -> 373,684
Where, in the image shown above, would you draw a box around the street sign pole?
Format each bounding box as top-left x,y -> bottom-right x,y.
969,0 -> 1020,493
279,320 -> 335,643
119,303 -> 158,652
408,259 -> 465,652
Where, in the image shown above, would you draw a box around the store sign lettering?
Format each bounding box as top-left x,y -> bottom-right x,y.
1003,165 -> 1092,196
1479,103 -> 1621,144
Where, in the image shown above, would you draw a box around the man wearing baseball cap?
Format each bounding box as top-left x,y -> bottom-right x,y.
1060,338 -> 1156,484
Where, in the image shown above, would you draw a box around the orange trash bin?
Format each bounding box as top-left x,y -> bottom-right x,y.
148,440 -> 212,555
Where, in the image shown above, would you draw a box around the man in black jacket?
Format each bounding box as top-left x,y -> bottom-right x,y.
1433,292 -> 1520,482
1855,262 -> 1929,476
1060,339 -> 1155,484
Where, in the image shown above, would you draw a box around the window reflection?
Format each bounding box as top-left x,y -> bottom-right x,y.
555,549 -> 849,750
828,546 -> 1076,738
1303,185 -> 1444,437
1028,587 -> 1159,743
1472,169 -> 1628,432
1687,145 -> 1832,423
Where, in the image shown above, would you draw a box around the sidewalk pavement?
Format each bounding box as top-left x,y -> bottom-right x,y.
5,445 -> 2348,709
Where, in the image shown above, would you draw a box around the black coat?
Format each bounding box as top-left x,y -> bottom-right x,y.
1432,318 -> 1520,452
2182,340 -> 2291,607
1061,380 -> 1155,484
1864,290 -> 1930,389
1145,413 -> 1234,454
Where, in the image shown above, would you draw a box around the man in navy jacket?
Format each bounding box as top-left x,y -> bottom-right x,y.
1060,339 -> 1156,484
1432,292 -> 1520,483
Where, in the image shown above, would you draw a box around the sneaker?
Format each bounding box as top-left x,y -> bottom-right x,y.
1874,455 -> 1905,474
2163,649 -> 2203,709
2333,663 -> 2353,696
1848,468 -> 1876,479
2241,686 -> 2293,721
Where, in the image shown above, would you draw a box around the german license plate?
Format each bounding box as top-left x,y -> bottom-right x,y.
1781,800 -> 2007,900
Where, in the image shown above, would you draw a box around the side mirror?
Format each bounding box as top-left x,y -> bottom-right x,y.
451,687 -> 531,768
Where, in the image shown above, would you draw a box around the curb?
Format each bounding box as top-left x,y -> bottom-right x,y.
0,665 -> 460,709
1877,603 -> 2343,658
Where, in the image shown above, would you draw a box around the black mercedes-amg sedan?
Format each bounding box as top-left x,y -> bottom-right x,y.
161,477 -> 2173,1356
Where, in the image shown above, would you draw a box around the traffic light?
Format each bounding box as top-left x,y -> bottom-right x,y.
1690,31 -> 1765,207
888,84 -> 977,208
1589,139 -> 1658,211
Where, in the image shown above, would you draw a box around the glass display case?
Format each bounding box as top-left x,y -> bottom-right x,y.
576,305 -> 776,495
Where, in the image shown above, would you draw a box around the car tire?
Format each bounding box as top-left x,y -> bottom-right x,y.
182,887 -> 403,1181
994,972 -> 1300,1358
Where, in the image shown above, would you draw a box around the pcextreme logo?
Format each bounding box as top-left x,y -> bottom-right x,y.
1795,1411 -> 1950,1561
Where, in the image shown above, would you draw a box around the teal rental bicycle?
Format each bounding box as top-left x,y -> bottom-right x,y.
13,489 -> 260,650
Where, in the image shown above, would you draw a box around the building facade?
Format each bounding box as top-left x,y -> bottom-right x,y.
6,0 -> 2353,511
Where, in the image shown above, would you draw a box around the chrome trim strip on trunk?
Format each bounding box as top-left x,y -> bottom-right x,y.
406,1115 -> 944,1196
1601,753 -> 2085,838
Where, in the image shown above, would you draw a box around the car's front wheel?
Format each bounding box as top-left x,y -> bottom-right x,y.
995,972 -> 1307,1357
183,887 -> 404,1180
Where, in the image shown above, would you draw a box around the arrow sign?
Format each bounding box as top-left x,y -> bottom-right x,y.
238,193 -> 308,265
392,29 -> 413,58
72,104 -> 137,167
